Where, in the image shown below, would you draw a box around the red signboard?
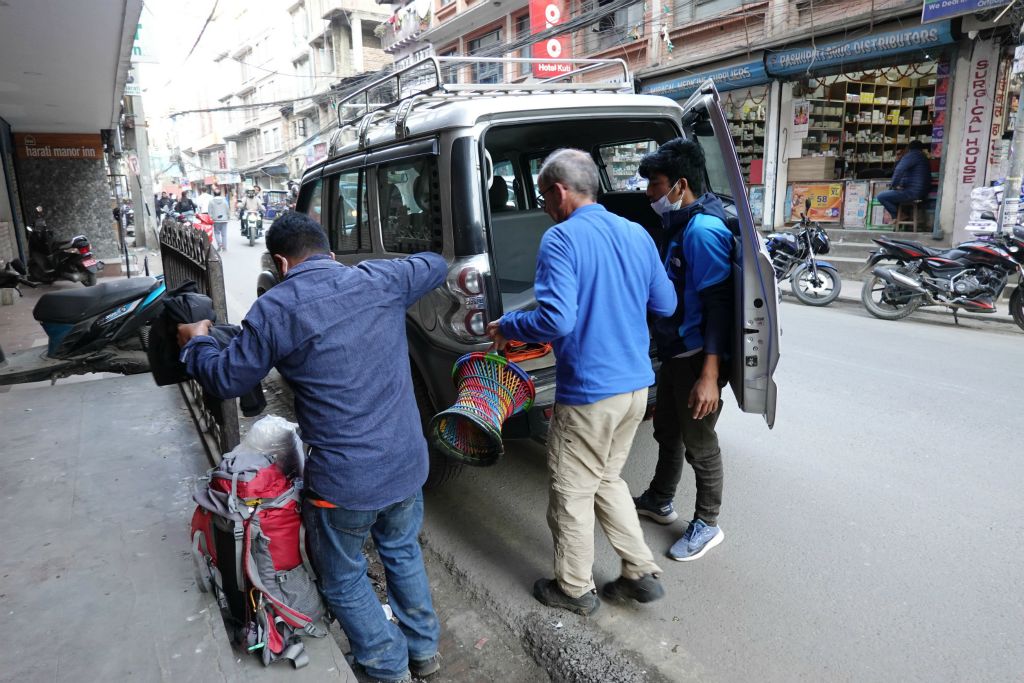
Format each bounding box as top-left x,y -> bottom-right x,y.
530,0 -> 571,79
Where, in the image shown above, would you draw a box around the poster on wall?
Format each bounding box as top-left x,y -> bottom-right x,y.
843,180 -> 870,228
788,182 -> 843,222
792,99 -> 810,139
748,185 -> 765,225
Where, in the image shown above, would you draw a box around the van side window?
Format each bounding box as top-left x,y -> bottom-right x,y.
300,178 -> 324,224
330,170 -> 370,254
490,159 -> 519,211
598,140 -> 658,191
378,156 -> 441,254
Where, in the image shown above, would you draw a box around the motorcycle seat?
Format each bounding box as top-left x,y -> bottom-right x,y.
886,238 -> 944,257
33,277 -> 160,324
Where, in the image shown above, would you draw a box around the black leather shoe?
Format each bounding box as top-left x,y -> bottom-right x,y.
533,578 -> 599,616
410,653 -> 441,678
601,573 -> 665,604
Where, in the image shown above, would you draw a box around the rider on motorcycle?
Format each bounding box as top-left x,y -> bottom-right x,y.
241,189 -> 263,215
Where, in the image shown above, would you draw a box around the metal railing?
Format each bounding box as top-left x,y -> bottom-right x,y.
159,220 -> 239,463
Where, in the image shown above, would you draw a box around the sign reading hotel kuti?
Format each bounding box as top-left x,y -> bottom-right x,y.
530,0 -> 572,78
765,24 -> 955,76
14,133 -> 103,160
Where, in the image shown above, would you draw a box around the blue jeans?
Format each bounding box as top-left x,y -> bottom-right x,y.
303,491 -> 439,682
213,221 -> 227,249
876,189 -> 916,219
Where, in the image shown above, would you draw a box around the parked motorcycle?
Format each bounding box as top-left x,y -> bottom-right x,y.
26,207 -> 103,287
0,267 -> 166,385
765,199 -> 842,306
860,227 -> 1024,328
243,210 -> 263,247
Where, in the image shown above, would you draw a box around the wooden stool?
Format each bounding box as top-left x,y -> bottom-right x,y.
895,201 -> 923,232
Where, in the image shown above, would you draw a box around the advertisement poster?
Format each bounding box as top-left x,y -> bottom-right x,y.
748,185 -> 765,225
788,182 -> 843,222
843,180 -> 869,228
792,99 -> 810,139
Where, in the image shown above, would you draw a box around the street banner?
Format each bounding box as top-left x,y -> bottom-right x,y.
921,0 -> 1010,24
788,182 -> 843,222
14,133 -> 103,160
530,0 -> 571,79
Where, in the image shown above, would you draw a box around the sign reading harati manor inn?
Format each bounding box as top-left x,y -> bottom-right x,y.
14,133 -> 103,160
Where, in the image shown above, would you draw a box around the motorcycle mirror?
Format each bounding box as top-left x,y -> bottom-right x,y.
804,198 -> 812,211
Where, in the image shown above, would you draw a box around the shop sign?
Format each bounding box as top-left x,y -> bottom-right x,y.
530,0 -> 572,79
788,182 -> 843,222
14,133 -> 103,160
953,40 -> 1000,237
921,0 -> 1010,24
765,23 -> 955,77
640,61 -> 768,99
130,22 -> 158,63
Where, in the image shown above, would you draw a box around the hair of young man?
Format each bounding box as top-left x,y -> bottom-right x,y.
265,211 -> 330,261
908,140 -> 924,151
638,138 -> 706,196
538,148 -> 600,200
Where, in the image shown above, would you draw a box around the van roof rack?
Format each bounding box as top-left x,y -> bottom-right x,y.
335,56 -> 634,132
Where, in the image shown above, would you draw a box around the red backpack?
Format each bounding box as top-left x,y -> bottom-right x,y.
191,448 -> 327,668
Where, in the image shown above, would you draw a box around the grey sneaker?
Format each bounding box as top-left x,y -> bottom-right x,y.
668,519 -> 724,561
410,653 -> 441,679
634,490 -> 678,524
533,578 -> 600,616
601,573 -> 665,604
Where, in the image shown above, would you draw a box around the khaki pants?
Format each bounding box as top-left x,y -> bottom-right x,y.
547,389 -> 662,598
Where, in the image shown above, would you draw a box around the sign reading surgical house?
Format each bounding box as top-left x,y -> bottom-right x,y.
14,133 -> 103,160
530,0 -> 571,79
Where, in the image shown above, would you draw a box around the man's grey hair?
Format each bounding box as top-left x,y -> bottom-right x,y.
538,148 -> 599,199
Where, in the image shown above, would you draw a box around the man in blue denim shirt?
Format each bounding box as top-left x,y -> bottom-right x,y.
177,212 -> 446,683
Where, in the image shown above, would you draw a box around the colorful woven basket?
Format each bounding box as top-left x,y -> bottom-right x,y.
429,352 -> 536,467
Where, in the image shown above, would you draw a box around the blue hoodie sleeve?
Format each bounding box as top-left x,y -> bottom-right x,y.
500,227 -> 577,342
684,218 -> 733,356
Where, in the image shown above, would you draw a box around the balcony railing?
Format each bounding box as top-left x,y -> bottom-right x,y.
379,4 -> 431,53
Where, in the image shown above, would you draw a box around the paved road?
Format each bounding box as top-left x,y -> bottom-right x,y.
422,302 -> 1023,682
219,247 -> 1023,681
215,219 -> 266,322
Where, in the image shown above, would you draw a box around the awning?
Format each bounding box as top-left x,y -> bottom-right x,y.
259,164 -> 290,176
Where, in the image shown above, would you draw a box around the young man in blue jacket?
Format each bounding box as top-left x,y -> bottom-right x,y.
634,138 -> 734,562
487,148 -> 676,616
177,212 -> 445,683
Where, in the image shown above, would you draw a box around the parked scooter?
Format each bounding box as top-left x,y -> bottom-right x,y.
0,266 -> 166,385
242,210 -> 263,247
764,198 -> 842,306
26,206 -> 104,286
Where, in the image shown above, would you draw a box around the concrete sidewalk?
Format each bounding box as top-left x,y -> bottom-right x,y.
0,372 -> 353,680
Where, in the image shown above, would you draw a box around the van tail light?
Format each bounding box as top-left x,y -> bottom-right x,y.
445,255 -> 491,342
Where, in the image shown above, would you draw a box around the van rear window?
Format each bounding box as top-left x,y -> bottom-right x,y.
378,156 -> 442,254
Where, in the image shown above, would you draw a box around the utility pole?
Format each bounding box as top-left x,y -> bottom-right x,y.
123,74 -> 159,249
997,24 -> 1024,234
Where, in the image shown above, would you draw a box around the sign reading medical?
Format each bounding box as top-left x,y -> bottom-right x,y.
640,61 -> 768,99
921,0 -> 1010,24
765,23 -> 955,76
14,133 -> 103,160
530,0 -> 571,79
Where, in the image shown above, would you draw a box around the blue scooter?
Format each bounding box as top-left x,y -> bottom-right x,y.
0,259 -> 166,385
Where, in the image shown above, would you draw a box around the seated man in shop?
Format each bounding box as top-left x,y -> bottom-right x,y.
876,140 -> 931,221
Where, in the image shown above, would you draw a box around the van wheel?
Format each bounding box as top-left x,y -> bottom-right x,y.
412,366 -> 462,489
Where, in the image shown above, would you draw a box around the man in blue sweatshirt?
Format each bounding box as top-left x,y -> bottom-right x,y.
634,138 -> 734,563
486,148 -> 676,616
876,140 -> 932,220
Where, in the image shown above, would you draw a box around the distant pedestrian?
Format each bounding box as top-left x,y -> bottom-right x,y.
208,189 -> 230,251
196,186 -> 213,214
157,191 -> 173,221
177,213 -> 445,683
487,148 -> 676,616
877,140 -> 932,220
175,192 -> 196,215
633,138 -> 733,562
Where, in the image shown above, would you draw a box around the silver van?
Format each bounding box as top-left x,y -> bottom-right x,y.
263,57 -> 780,486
